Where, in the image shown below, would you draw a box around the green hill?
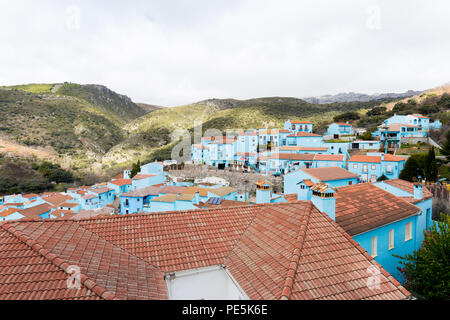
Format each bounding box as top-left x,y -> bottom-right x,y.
0,82 -> 425,177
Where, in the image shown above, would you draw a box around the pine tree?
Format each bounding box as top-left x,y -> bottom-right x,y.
130,160 -> 141,178
424,147 -> 438,182
441,130 -> 450,161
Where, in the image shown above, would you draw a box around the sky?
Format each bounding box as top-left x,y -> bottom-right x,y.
0,0 -> 449,106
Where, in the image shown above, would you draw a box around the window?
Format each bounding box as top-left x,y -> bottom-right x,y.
363,164 -> 368,173
386,165 -> 393,174
125,199 -> 129,206
349,181 -> 353,185
405,222 -> 413,241
389,230 -> 395,250
353,164 -> 358,169
371,236 -> 378,258
371,165 -> 376,170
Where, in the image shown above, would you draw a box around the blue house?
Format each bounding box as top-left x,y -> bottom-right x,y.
284,120 -> 313,133
284,167 -> 358,195
107,179 -> 133,196
334,182 -> 432,282
327,123 -> 353,137
88,187 -> 115,207
120,186 -> 162,215
140,161 -> 164,175
131,173 -> 166,190
348,153 -> 406,182
286,132 -> 323,147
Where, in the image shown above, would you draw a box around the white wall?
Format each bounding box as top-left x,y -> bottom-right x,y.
166,266 -> 248,300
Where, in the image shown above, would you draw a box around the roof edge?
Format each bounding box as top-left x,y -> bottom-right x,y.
0,223 -> 116,300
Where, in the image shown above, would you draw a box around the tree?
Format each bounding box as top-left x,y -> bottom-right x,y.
424,147 -> 438,182
366,106 -> 386,117
399,154 -> 426,182
361,131 -> 373,141
377,174 -> 388,182
396,214 -> 450,300
441,130 -> 450,161
333,112 -> 360,123
130,160 -> 141,178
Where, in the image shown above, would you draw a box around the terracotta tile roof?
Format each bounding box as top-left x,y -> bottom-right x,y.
88,187 -> 113,195
82,194 -> 98,200
225,202 -> 410,300
183,187 -> 211,197
151,193 -> 195,203
0,208 -> 20,218
151,194 -> 178,203
59,203 -> 79,208
335,123 -> 352,126
383,154 -> 406,162
208,186 -> 237,197
111,173 -> 124,180
290,121 -> 312,124
288,132 -> 322,137
349,155 -> 382,163
1,221 -> 167,300
302,179 -> 315,187
0,225 -> 102,300
18,204 -> 53,220
254,179 -> 274,187
77,206 -> 257,273
108,179 -> 132,187
280,146 -> 329,152
284,194 -> 299,203
269,153 -> 316,161
160,186 -> 187,194
335,184 -> 420,236
22,194 -> 39,199
132,174 -> 157,180
121,186 -> 162,198
297,167 -> 358,181
410,114 -> 429,119
43,194 -> 74,206
314,154 -> 345,161
1,202 -> 410,300
382,180 -> 432,203
50,209 -> 73,218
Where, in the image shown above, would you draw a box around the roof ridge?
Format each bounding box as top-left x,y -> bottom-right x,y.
280,202 -> 314,300
0,223 -> 116,300
222,204 -> 269,266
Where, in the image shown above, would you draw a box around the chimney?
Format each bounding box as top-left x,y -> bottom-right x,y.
255,180 -> 273,204
297,180 -> 312,201
414,183 -> 423,200
311,183 -> 336,221
194,192 -> 200,205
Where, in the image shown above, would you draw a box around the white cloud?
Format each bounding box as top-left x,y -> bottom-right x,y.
0,0 -> 449,106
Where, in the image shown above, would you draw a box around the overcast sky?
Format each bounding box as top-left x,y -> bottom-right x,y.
0,0 -> 449,106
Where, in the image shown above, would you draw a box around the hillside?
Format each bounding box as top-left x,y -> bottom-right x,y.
2,82 -> 445,178
55,83 -> 147,123
136,103 -> 164,113
104,97 -> 392,166
303,90 -> 421,104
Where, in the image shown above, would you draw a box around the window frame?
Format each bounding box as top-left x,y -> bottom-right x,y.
389,229 -> 395,250
371,236 -> 378,258
405,222 -> 413,241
